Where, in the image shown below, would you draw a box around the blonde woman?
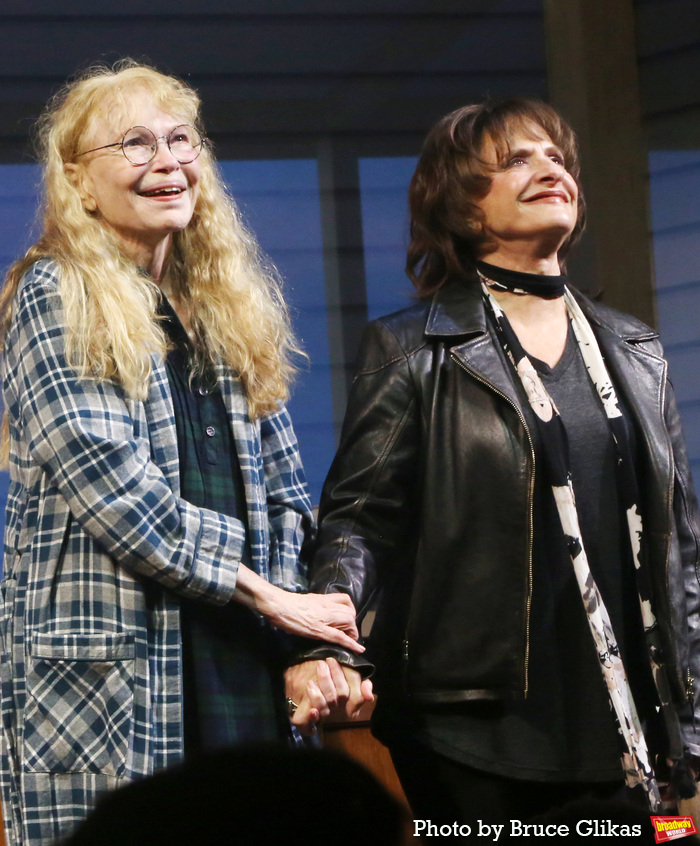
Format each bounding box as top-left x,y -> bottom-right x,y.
0,61 -> 360,845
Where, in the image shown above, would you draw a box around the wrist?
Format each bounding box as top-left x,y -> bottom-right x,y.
254,579 -> 283,621
231,563 -> 281,620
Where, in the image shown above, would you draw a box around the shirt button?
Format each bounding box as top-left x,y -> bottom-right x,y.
205,426 -> 216,437
198,387 -> 209,396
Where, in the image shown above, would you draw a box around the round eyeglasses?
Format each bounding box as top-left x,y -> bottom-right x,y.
75,125 -> 204,165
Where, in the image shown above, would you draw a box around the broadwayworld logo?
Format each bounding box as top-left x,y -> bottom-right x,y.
650,816 -> 698,843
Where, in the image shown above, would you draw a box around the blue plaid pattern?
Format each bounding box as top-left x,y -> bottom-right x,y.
0,260 -> 315,844
23,633 -> 134,776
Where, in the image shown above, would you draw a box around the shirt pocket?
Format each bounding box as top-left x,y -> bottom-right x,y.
23,631 -> 135,777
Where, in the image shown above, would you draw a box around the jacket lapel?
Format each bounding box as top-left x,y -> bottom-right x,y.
574,293 -> 673,523
425,278 -> 528,412
423,281 -> 672,498
574,293 -> 666,432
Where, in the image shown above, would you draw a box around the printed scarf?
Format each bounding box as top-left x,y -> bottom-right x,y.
480,279 -> 678,811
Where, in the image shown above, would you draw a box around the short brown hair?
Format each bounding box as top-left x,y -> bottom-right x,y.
406,99 -> 586,297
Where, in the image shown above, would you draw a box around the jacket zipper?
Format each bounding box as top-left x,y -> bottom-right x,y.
450,353 -> 536,698
686,669 -> 695,699
687,669 -> 696,732
402,638 -> 410,688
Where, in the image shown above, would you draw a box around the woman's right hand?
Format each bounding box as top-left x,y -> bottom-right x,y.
285,658 -> 374,735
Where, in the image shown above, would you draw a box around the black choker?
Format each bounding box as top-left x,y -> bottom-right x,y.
476,261 -> 566,300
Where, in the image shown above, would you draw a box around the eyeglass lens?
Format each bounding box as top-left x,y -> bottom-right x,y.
121,125 -> 202,165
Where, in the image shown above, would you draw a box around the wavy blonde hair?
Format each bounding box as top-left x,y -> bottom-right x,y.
0,60 -> 298,416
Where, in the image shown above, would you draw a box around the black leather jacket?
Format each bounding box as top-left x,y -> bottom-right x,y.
309,277 -> 700,753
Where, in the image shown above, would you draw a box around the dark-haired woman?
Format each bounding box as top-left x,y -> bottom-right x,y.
286,99 -> 700,825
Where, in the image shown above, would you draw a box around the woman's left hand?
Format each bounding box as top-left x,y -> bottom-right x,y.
232,564 -> 363,650
264,590 -> 363,651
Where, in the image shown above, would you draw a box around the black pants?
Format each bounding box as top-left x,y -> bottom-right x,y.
388,739 -> 642,841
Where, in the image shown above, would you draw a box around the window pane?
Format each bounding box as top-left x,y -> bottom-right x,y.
0,163 -> 40,275
219,160 -> 333,503
0,164 -> 41,557
649,151 -> 700,476
359,157 -> 418,321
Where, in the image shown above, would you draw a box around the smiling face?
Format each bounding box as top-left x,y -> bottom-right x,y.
473,123 -> 578,269
71,88 -> 201,268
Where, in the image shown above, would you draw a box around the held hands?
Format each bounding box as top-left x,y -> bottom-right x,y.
284,658 -> 374,735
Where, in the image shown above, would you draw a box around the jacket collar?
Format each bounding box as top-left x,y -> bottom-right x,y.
425,277 -> 666,442
425,275 -> 659,346
568,287 -> 659,344
425,277 -> 521,410
425,277 -> 487,339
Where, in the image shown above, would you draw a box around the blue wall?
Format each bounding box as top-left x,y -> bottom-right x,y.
649,151 -> 700,477
359,156 -> 417,320
218,159 -> 335,500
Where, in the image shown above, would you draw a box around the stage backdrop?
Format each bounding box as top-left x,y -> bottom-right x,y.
0,149 -> 699,572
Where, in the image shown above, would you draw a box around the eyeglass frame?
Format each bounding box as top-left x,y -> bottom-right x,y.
74,124 -> 205,165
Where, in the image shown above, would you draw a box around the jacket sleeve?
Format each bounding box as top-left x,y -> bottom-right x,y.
287,319 -> 420,673
5,265 -> 245,605
310,318 -> 422,617
665,375 -> 700,754
260,405 -> 316,593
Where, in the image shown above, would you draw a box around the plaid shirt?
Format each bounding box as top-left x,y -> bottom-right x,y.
0,259 -> 315,845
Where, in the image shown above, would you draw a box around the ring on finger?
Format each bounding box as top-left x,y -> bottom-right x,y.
286,697 -> 299,717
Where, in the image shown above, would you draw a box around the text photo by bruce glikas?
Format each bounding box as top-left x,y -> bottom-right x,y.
412,815 -> 700,840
